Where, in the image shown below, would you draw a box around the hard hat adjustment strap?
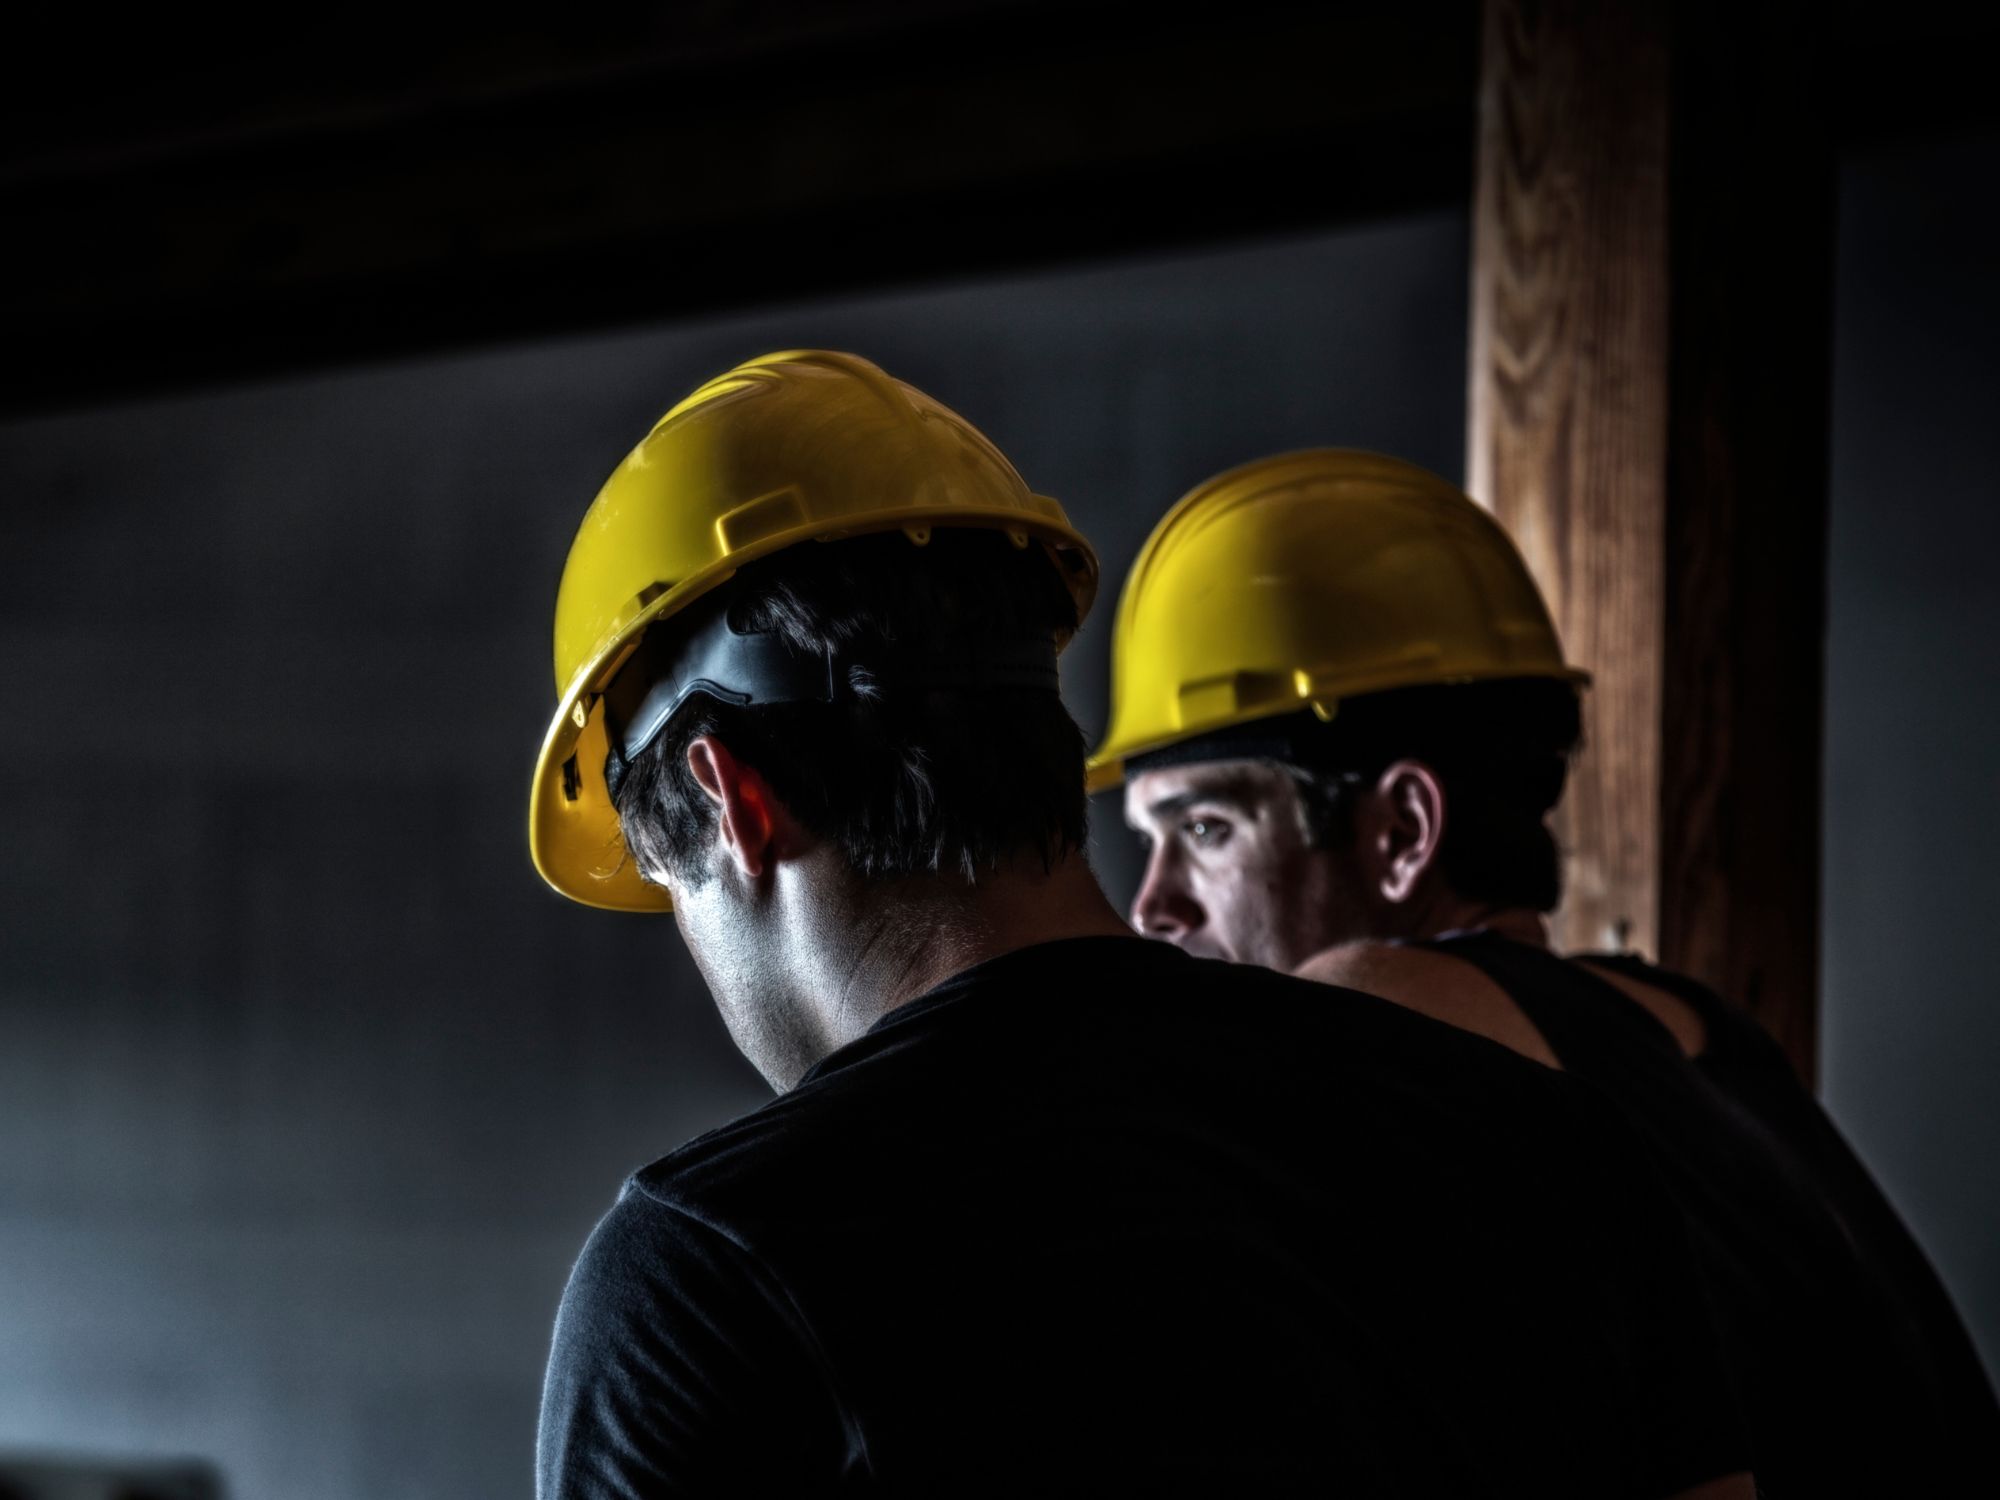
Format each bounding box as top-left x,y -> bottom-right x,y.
599,590 -> 1061,804
601,592 -> 834,800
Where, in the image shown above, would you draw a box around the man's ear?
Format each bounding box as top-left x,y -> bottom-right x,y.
684,735 -> 787,882
1370,759 -> 1448,905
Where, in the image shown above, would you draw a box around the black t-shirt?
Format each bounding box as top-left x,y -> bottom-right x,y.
538,937 -> 1746,1497
1423,934 -> 2000,1497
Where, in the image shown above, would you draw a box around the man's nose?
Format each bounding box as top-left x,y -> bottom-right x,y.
1131,848 -> 1205,941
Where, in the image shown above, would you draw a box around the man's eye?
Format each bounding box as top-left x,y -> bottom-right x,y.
1183,817 -> 1229,849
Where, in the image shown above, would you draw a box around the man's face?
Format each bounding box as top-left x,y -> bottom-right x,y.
1122,759 -> 1366,972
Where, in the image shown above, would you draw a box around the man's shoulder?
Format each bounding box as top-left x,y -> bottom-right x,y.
633,941 -> 1619,1211
1140,950 -> 1631,1160
625,1088 -> 832,1219
1188,957 -> 1689,1256
1295,937 -> 1549,1020
1297,939 -> 1570,1068
1146,941 -> 1498,1044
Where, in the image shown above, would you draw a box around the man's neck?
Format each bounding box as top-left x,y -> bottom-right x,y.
1448,907 -> 1550,948
817,855 -> 1132,1044
1405,891 -> 1551,950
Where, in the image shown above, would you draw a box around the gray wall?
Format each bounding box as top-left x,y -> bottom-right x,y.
1821,131 -> 2000,1376
0,214 -> 1470,1499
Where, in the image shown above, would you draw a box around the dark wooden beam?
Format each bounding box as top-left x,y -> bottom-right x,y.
2,2 -> 1478,415
1468,0 -> 1832,1082
1468,0 -> 1673,962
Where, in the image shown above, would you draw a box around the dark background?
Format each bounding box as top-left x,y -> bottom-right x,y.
2,9 -> 1996,1496
1820,131 -> 2000,1362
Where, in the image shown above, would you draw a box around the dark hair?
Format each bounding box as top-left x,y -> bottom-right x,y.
1281,679 -> 1583,913
611,529 -> 1087,890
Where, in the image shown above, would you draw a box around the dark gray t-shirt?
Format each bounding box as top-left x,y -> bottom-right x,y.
538,937 -> 1747,1497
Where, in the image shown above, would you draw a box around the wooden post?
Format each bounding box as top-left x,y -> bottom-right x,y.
1468,0 -> 1673,959
1468,0 -> 1831,1079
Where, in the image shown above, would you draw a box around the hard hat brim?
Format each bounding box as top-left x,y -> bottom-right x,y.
1086,663 -> 1593,796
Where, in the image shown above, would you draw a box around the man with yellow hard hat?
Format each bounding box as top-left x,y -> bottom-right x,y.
1098,448 -> 2000,1496
528,355 -> 1755,1497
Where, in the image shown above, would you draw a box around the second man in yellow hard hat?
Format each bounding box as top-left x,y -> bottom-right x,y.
1098,447 -> 2000,1495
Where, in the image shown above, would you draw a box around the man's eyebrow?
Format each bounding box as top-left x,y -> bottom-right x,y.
1140,780 -> 1260,824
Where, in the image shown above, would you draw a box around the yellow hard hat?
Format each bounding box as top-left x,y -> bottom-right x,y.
1087,448 -> 1587,793
530,350 -> 1099,911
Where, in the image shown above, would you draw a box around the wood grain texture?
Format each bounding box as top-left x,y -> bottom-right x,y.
1470,0 -> 1831,1081
1468,0 -> 1672,957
